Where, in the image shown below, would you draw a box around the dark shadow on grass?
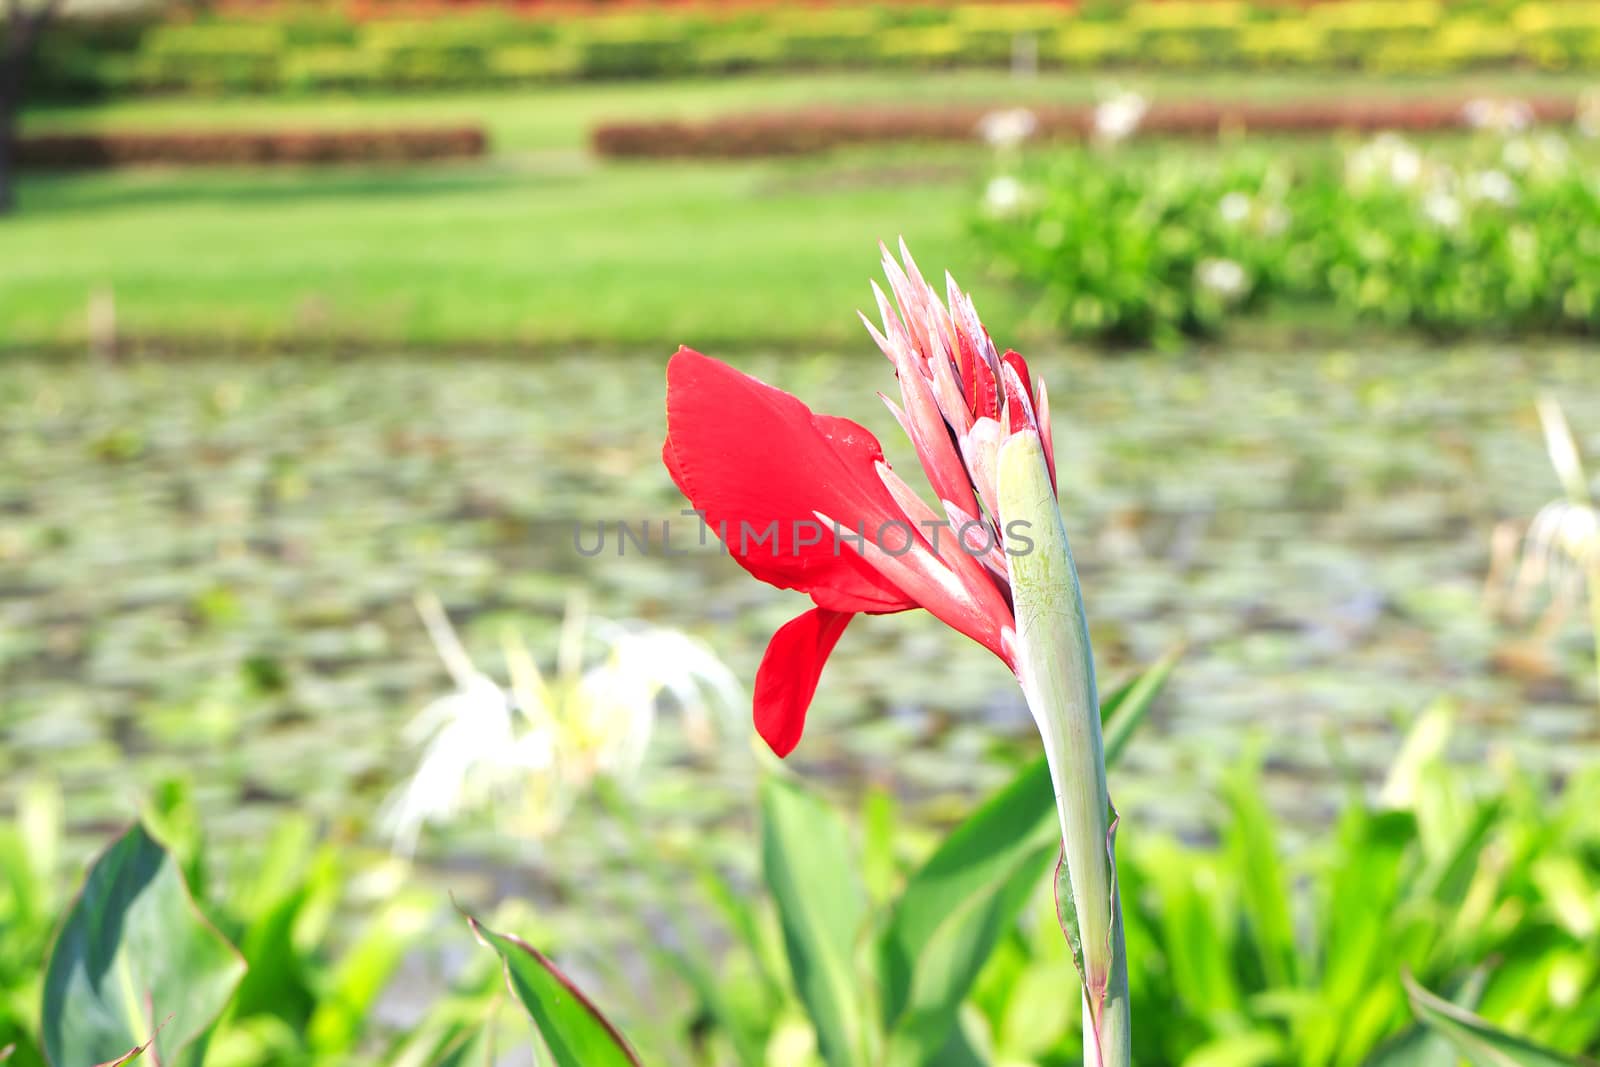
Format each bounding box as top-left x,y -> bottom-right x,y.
12,161 -> 576,217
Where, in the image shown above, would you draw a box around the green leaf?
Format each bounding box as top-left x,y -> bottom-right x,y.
1221,759 -> 1298,990
1367,971 -> 1486,1067
463,911 -> 641,1067
924,1012 -> 988,1067
648,936 -> 766,1067
1101,646 -> 1181,768
427,1022 -> 496,1067
308,895 -> 434,1054
760,777 -> 869,1067
1404,973 -> 1598,1067
880,759 -> 1058,1067
862,786 -> 901,907
878,653 -> 1176,1067
1179,1030 -> 1286,1067
92,1043 -> 151,1067
42,822 -> 245,1067
996,960 -> 1078,1059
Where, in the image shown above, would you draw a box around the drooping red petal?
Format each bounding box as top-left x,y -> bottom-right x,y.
665,348 -> 915,614
753,607 -> 853,757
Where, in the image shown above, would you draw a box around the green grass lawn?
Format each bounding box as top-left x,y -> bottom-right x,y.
5,68 -> 1594,351
2,147 -> 1025,351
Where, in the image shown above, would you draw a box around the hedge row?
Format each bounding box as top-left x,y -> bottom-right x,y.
15,126 -> 489,167
21,0 -> 1600,97
592,97 -> 1579,156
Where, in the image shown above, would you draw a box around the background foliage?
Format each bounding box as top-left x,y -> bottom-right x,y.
19,0 -> 1600,98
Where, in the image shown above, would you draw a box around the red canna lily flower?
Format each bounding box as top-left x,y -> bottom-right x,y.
663,241 -> 1059,756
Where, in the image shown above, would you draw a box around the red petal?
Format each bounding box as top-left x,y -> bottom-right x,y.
1001,350 -> 1035,405
970,353 -> 999,421
665,348 -> 916,614
1001,350 -> 1036,428
754,608 -> 853,757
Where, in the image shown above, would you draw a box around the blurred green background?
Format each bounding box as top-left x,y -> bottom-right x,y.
3,0 -> 1600,1063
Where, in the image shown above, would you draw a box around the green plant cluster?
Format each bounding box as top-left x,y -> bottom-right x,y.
4,671 -> 1598,1066
0,780 -> 516,1067
634,691 -> 1600,1066
21,0 -> 1600,98
973,131 -> 1600,345
977,704 -> 1600,1066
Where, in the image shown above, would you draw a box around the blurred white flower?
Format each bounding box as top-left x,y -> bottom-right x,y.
982,175 -> 1028,217
1347,134 -> 1424,190
1094,90 -> 1148,145
1485,397 -> 1600,704
1503,133 -> 1572,177
977,107 -> 1038,151
1525,500 -> 1600,578
1196,257 -> 1249,303
383,592 -> 742,852
1422,190 -> 1464,229
1468,169 -> 1518,206
1578,90 -> 1600,139
1462,97 -> 1534,135
1218,192 -> 1252,226
1260,203 -> 1291,237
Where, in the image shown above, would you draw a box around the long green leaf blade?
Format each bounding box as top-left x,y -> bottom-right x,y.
1405,973 -> 1597,1067
42,822 -> 245,1067
880,762 -> 1059,1066
464,912 -> 641,1067
761,776 -> 869,1067
878,655 -> 1176,1065
1102,647 -> 1180,767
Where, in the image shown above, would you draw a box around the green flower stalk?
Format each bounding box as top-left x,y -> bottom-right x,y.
1000,433 -> 1129,1067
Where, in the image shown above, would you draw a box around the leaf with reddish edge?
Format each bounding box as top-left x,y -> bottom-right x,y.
93,1037 -> 154,1067
42,823 -> 244,1067
462,909 -> 642,1067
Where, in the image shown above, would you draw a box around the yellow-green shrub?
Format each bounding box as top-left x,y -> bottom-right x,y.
140,23 -> 283,91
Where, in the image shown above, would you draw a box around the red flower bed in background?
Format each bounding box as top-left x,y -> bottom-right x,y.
593,98 -> 1579,158
17,127 -> 489,168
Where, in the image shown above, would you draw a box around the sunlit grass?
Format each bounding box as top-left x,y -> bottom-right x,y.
2,146 -> 1029,350
7,69 -> 1596,351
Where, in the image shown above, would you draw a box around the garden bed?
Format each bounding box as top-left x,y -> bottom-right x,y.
591,96 -> 1579,157
23,0 -> 1600,97
15,124 -> 488,167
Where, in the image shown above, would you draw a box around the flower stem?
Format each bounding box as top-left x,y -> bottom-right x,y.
997,433 -> 1130,1067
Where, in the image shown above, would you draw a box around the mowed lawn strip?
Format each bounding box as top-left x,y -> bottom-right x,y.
6,69 -> 1590,350
2,148 -> 1023,349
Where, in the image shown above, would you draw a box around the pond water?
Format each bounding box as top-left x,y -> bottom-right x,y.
2,343 -> 1597,945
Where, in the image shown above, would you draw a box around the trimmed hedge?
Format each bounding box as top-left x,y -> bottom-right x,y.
19,1 -> 1600,98
592,97 -> 1581,157
16,126 -> 489,167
